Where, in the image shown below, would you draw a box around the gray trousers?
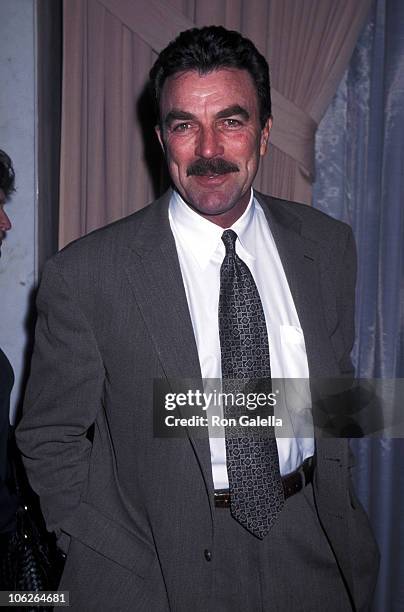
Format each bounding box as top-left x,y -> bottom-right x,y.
212,483 -> 353,612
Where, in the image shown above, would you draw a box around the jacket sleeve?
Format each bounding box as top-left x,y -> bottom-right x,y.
335,224 -> 357,377
16,257 -> 105,540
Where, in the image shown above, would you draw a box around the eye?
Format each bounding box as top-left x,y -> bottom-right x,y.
221,118 -> 243,129
172,122 -> 193,133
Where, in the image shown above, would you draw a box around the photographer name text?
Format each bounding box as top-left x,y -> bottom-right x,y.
164,415 -> 283,427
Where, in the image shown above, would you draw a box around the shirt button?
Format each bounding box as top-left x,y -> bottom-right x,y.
204,549 -> 212,562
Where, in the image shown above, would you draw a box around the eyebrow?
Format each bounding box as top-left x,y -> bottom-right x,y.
215,105 -> 250,121
163,104 -> 250,128
164,110 -> 198,127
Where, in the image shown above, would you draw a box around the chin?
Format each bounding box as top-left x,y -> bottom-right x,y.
186,190 -> 241,216
193,203 -> 235,218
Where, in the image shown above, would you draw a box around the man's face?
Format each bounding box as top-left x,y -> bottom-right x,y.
156,68 -> 271,227
0,188 -> 12,256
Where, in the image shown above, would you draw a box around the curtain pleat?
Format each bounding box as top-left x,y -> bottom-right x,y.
265,0 -> 372,203
87,0 -> 106,229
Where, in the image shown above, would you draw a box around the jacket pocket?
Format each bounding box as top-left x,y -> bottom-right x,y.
60,501 -> 155,577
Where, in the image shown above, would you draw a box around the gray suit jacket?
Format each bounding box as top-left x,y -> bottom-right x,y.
16,190 -> 379,611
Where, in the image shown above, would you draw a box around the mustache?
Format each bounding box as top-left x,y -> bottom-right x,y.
187,158 -> 239,177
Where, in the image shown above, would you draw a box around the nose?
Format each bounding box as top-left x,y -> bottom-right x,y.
195,126 -> 224,159
0,207 -> 12,232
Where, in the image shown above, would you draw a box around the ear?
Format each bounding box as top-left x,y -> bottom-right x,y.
259,117 -> 272,156
155,125 -> 165,153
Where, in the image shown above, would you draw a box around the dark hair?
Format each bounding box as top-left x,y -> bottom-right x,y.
0,149 -> 16,199
149,26 -> 271,128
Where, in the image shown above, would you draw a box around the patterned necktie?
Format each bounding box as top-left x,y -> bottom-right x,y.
219,229 -> 284,539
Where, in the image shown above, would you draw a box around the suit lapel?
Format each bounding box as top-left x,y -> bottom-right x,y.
124,190 -> 214,514
256,193 -> 354,592
256,191 -> 340,379
125,192 -> 200,381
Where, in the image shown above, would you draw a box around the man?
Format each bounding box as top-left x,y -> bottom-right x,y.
0,151 -> 13,252
0,150 -> 19,585
17,26 -> 379,611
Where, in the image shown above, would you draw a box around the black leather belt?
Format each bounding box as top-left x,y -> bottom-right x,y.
214,456 -> 314,508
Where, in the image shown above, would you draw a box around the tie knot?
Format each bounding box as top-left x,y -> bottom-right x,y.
221,229 -> 238,254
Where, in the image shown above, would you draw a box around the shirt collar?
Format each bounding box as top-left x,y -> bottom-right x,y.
169,188 -> 256,269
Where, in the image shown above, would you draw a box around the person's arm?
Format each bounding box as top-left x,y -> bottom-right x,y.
16,257 -> 104,542
335,223 -> 357,376
311,223 -> 358,436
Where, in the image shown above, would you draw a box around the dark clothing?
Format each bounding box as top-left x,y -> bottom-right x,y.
0,347 -> 18,533
16,190 -> 379,611
212,483 -> 352,611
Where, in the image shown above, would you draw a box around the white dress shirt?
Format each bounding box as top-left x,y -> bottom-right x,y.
169,189 -> 314,489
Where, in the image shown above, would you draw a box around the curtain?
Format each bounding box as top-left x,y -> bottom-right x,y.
313,0 -> 404,609
59,0 -> 371,247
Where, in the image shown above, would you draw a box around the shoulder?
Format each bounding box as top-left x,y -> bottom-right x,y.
55,202 -> 152,261
45,191 -> 170,276
255,191 -> 354,246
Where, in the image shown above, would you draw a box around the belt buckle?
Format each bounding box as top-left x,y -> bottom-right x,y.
214,490 -> 231,508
